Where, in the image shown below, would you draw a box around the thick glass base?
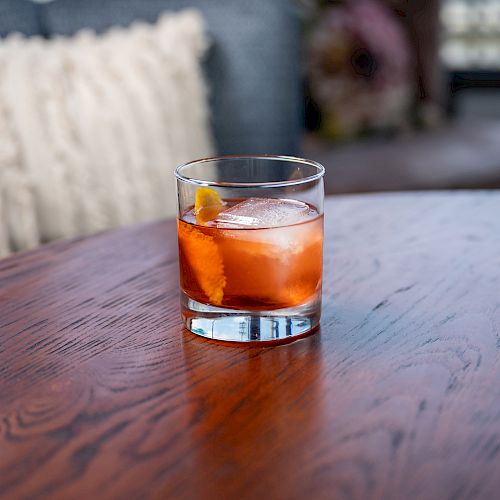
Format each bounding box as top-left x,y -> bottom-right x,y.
181,292 -> 321,344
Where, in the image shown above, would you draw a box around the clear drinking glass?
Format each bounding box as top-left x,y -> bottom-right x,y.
175,155 -> 325,343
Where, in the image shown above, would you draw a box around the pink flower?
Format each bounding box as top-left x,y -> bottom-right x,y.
307,0 -> 412,137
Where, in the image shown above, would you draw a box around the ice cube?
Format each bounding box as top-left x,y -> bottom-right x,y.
215,198 -> 312,229
213,198 -> 319,254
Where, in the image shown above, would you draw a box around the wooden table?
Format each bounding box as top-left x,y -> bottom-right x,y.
1,192 -> 499,500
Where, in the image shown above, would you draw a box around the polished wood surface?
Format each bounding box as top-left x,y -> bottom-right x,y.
1,192 -> 499,500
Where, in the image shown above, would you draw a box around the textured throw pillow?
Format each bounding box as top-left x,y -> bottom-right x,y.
0,9 -> 213,257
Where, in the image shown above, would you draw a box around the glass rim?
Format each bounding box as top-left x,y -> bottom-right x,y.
174,155 -> 325,188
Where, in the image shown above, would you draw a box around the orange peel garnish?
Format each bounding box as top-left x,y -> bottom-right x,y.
194,187 -> 224,225
178,222 -> 226,305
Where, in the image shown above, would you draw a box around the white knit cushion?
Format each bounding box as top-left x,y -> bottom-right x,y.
0,9 -> 214,257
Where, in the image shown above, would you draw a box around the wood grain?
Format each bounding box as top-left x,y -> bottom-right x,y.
1,192 -> 500,500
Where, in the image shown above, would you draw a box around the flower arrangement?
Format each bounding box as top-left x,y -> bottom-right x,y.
306,0 -> 412,140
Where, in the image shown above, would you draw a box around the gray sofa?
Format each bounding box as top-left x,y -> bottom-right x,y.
0,0 -> 302,155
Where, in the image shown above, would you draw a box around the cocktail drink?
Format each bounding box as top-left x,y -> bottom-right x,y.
176,156 -> 325,343
178,196 -> 323,310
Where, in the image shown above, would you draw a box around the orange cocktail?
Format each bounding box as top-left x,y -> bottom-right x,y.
175,156 -> 325,343
178,197 -> 323,311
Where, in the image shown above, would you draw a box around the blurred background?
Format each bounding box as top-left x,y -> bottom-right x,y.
302,0 -> 500,194
1,0 -> 499,256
